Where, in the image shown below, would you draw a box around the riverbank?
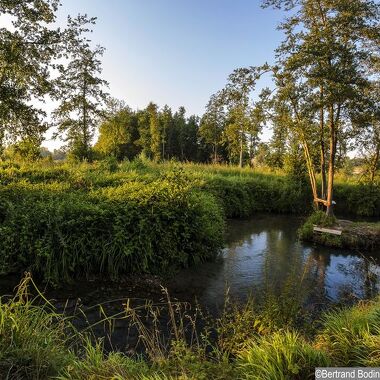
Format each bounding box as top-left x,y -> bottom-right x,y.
0,159 -> 379,283
299,212 -> 380,250
2,274 -> 380,379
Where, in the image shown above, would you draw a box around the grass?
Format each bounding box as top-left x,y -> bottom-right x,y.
2,274 -> 380,379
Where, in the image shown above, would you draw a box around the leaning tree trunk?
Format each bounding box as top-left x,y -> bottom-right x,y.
326,107 -> 337,217
319,87 -> 327,201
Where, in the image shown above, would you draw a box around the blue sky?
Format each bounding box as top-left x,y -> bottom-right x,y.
45,0 -> 286,148
58,0 -> 284,113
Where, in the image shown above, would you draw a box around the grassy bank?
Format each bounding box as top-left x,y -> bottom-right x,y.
2,275 -> 380,379
299,211 -> 380,250
0,159 -> 379,282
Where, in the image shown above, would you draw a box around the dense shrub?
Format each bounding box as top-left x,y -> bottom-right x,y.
204,176 -> 310,217
0,173 -> 224,283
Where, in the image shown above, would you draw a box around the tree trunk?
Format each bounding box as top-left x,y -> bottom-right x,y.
319,87 -> 326,201
249,135 -> 254,168
326,107 -> 336,217
370,142 -> 380,183
162,125 -> 166,160
239,129 -> 243,168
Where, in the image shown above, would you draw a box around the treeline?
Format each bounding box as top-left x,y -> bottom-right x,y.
95,100 -> 205,162
92,98 -> 264,165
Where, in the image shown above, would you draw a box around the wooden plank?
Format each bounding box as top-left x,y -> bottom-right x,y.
313,225 -> 342,236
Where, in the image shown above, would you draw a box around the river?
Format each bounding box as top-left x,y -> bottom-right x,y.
1,214 -> 379,351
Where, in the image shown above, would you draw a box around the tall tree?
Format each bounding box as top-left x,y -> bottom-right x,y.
173,106 -> 187,161
264,0 -> 379,215
183,115 -> 200,161
199,93 -> 226,163
95,99 -> 140,160
0,0 -> 61,152
147,102 -> 161,161
159,104 -> 173,159
53,15 -> 108,161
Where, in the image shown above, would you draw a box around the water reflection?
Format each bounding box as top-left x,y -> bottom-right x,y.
181,214 -> 380,311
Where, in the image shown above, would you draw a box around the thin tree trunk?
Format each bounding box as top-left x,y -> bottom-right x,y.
82,77 -> 88,161
319,87 -> 327,201
249,135 -> 254,168
162,125 -> 166,160
370,144 -> 380,183
239,128 -> 243,168
326,106 -> 336,217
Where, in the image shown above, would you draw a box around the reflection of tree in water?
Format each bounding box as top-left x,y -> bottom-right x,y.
308,251 -> 330,304
250,230 -> 332,322
334,255 -> 379,301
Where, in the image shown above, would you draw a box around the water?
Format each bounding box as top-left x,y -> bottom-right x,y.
1,214 -> 379,350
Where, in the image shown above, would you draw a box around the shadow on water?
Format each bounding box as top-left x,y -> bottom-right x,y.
0,214 -> 379,351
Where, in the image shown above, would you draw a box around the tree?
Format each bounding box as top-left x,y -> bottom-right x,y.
159,105 -> 173,159
356,83 -> 380,183
223,103 -> 249,165
247,104 -> 264,167
263,0 -> 380,215
199,93 -> 226,163
173,106 -> 187,161
183,115 -> 200,161
0,0 -> 61,150
147,102 -> 161,161
95,99 -> 140,160
53,15 -> 108,161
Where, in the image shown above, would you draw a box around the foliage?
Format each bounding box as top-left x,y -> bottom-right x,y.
0,0 -> 61,147
0,274 -> 75,379
0,164 -> 224,283
53,15 -> 109,161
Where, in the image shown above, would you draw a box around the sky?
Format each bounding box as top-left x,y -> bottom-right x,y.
46,0 -> 286,149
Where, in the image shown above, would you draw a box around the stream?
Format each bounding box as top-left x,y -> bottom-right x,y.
1,214 -> 379,351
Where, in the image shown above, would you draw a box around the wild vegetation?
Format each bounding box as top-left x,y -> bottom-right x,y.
2,274 -> 380,380
0,159 -> 378,284
1,0 -> 380,378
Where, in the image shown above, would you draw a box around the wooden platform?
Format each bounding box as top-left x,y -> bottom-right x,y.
313,225 -> 342,236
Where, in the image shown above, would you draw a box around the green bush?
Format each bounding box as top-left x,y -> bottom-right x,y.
0,173 -> 224,283
204,176 -> 311,218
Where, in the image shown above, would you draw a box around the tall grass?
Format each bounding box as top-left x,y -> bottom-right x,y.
1,275 -> 380,379
0,274 -> 75,379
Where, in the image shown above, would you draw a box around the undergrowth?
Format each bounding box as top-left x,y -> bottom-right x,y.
2,274 -> 380,379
